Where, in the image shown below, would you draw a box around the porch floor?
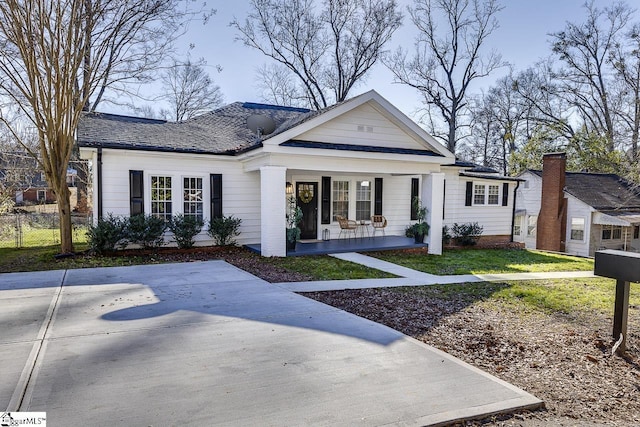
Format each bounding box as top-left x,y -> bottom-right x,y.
246,235 -> 427,256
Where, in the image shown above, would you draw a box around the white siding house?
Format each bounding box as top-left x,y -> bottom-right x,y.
515,166 -> 640,257
442,163 -> 521,244
79,91 -> 461,256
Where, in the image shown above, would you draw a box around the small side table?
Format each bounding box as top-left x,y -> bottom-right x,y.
356,222 -> 370,238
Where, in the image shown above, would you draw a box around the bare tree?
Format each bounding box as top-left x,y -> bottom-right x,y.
0,0 -> 206,253
612,22 -> 640,164
232,0 -> 402,109
161,58 -> 223,121
386,0 -> 505,153
549,0 -> 632,150
255,64 -> 308,107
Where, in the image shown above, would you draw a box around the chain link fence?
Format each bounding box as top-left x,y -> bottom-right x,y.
0,213 -> 92,248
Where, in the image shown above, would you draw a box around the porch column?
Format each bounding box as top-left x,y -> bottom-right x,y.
423,172 -> 444,255
260,166 -> 287,257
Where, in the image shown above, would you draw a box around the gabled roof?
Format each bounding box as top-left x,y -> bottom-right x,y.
78,90 -> 454,160
77,102 -> 312,155
529,170 -> 640,210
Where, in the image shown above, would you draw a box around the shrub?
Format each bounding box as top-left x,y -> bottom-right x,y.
451,222 -> 484,246
127,214 -> 167,249
168,214 -> 203,249
86,213 -> 128,254
442,225 -> 452,244
208,215 -> 242,246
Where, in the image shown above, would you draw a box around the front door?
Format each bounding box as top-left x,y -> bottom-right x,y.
296,182 -> 318,239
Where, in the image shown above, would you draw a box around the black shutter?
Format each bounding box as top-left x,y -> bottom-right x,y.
321,176 -> 331,224
442,179 -> 446,219
502,183 -> 509,206
210,174 -> 223,219
465,181 -> 473,206
374,177 -> 383,216
410,178 -> 419,220
129,170 -> 144,216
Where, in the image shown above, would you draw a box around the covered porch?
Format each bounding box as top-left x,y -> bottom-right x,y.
246,235 -> 427,256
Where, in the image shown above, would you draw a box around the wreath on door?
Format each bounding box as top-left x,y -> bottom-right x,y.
299,187 -> 313,204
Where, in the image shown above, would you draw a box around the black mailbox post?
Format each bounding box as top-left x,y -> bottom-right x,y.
594,250 -> 640,354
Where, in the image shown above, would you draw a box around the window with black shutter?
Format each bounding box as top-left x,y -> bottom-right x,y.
410,178 -> 419,220
502,182 -> 509,206
321,176 -> 331,224
374,178 -> 383,216
210,174 -> 222,219
464,181 -> 473,206
129,170 -> 144,215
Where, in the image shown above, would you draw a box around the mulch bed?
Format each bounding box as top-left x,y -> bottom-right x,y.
303,288 -> 640,426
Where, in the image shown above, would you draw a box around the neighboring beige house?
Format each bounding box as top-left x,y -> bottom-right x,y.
78,90 -> 518,256
514,153 -> 640,257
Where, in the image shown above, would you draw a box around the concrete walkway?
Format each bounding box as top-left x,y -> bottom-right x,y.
276,252 -> 595,292
1,261 -> 542,426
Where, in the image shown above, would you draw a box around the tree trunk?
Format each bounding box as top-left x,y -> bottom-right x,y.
52,176 -> 74,254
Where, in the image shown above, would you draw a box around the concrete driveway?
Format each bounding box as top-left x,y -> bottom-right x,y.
1,261 -> 541,426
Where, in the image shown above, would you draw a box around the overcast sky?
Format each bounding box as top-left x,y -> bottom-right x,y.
129,0 -> 621,121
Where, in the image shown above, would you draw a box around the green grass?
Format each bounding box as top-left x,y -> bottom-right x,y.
0,226 -> 89,249
371,248 -> 593,275
264,255 -> 397,281
0,243 -> 159,272
394,278 -> 639,315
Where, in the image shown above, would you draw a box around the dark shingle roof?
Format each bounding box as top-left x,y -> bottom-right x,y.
77,102 -> 313,155
530,170 -> 640,210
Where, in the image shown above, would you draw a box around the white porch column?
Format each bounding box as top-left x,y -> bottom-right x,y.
423,172 -> 444,255
260,166 -> 287,257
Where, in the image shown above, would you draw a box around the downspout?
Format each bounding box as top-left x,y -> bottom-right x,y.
510,180 -> 520,242
97,147 -> 103,220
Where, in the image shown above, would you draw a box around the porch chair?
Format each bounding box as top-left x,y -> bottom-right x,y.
370,215 -> 387,237
336,215 -> 358,239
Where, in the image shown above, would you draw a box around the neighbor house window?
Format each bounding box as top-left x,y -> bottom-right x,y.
613,226 -> 622,240
183,177 -> 203,221
527,215 -> 537,237
514,215 -> 523,236
473,184 -> 485,205
37,190 -> 46,202
356,180 -> 371,221
151,176 -> 172,221
602,225 -> 623,240
570,217 -> 585,241
634,225 -> 639,239
332,180 -> 349,220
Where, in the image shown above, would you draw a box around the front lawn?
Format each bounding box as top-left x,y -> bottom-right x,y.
370,248 -> 594,275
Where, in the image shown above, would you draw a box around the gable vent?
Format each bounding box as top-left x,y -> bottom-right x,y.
357,125 -> 374,132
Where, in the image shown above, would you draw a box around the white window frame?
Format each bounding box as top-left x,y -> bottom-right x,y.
487,185 -> 500,205
514,215 -> 523,236
332,180 -> 349,221
182,176 -> 204,221
150,175 -> 173,222
355,180 -> 372,221
37,189 -> 46,202
331,177 -> 375,221
473,184 -> 485,205
570,217 -> 585,242
527,215 -> 537,237
472,183 -> 501,206
602,225 -> 623,240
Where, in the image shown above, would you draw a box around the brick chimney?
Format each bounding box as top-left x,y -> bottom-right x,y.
537,153 -> 567,252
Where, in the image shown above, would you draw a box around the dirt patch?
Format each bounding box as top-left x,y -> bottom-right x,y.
303,288 -> 640,426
